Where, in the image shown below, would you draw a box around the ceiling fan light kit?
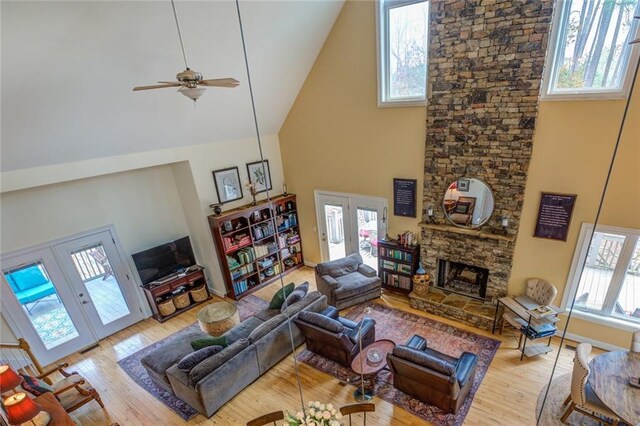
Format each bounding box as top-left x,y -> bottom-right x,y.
132,0 -> 239,102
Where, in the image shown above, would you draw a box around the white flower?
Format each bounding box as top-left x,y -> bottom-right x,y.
330,409 -> 336,416
319,404 -> 325,411
322,410 -> 331,419
296,411 -> 304,420
308,401 -> 315,408
335,412 -> 342,420
326,404 -> 333,411
308,408 -> 315,417
314,410 -> 322,419
330,421 -> 340,426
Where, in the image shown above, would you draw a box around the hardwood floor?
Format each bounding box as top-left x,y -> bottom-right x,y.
57,267 -> 590,425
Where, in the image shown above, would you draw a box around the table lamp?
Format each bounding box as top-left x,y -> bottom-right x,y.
3,392 -> 49,425
0,366 -> 22,395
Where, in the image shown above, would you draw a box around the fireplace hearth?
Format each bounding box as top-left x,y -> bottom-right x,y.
437,259 -> 488,300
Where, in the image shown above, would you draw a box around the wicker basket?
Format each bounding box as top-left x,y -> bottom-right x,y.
173,292 -> 191,309
157,299 -> 176,317
190,285 -> 208,303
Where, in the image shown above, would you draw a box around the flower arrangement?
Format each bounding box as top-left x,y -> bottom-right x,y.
283,401 -> 343,426
245,181 -> 257,205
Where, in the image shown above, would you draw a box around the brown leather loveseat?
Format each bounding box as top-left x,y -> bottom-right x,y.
294,306 -> 376,367
386,335 -> 478,414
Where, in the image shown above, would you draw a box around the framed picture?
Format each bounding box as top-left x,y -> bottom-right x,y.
213,167 -> 243,204
246,160 -> 272,193
393,178 -> 417,218
534,192 -> 577,241
457,178 -> 470,192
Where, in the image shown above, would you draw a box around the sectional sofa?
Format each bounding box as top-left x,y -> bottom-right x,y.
141,289 -> 327,417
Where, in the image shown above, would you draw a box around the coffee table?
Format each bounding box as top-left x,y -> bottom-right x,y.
350,339 -> 395,402
198,301 -> 239,336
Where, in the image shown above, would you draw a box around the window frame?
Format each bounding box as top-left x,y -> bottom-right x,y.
541,0 -> 640,101
376,0 -> 429,107
562,223 -> 640,329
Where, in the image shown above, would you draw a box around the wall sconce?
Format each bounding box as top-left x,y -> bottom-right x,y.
427,205 -> 435,223
381,207 -> 391,241
501,216 -> 509,234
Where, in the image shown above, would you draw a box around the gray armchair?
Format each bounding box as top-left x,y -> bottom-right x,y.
315,253 -> 381,310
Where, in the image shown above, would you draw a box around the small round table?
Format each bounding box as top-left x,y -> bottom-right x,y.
350,339 -> 396,402
197,302 -> 239,336
589,350 -> 640,425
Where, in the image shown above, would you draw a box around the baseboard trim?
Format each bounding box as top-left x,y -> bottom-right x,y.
210,287 -> 226,298
304,260 -> 317,268
562,332 -> 627,352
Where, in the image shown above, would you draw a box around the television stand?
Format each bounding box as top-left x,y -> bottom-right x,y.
141,266 -> 210,323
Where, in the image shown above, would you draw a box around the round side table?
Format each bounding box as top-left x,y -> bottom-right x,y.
197,302 -> 239,336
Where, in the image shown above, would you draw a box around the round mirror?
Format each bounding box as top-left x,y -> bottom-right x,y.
443,178 -> 494,229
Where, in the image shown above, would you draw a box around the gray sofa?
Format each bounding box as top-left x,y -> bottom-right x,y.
315,253 -> 381,310
141,289 -> 327,417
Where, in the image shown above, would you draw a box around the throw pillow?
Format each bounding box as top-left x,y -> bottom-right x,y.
455,202 -> 470,214
19,374 -> 52,396
297,311 -> 344,334
178,346 -> 223,371
280,282 -> 310,312
268,282 -> 295,309
191,335 -> 228,351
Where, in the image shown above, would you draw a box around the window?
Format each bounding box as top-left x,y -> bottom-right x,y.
566,224 -> 640,325
377,0 -> 429,106
543,0 -> 640,100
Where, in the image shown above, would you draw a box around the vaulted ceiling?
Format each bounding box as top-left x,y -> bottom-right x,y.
1,0 -> 343,171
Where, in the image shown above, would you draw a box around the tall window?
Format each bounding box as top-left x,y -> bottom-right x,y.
543,0 -> 640,99
567,224 -> 640,324
377,0 -> 429,106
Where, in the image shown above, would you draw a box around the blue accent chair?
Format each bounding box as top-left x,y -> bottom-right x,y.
5,266 -> 58,312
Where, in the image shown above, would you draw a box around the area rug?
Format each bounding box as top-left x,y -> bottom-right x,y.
297,301 -> 501,426
117,295 -> 269,420
535,373 -> 601,425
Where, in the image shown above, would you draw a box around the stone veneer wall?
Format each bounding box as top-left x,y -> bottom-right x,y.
421,0 -> 554,301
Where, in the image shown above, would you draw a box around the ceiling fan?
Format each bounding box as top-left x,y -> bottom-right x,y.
133,0 -> 239,101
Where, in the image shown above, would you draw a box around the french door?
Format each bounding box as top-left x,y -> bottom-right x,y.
53,231 -> 142,339
1,229 -> 143,365
315,192 -> 387,270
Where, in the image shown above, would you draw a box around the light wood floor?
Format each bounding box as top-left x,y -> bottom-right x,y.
58,267 -> 590,425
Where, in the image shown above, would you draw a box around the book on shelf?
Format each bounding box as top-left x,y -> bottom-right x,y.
527,305 -> 557,319
253,221 -> 275,240
379,246 -> 413,263
521,323 -> 556,340
382,271 -> 412,290
231,263 -> 255,280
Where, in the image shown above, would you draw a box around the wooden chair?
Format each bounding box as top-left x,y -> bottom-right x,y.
89,248 -> 113,280
0,338 -> 104,413
340,403 -> 375,426
561,343 -> 619,425
246,410 -> 284,426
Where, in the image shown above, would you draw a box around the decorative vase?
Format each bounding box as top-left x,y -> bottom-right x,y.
251,193 -> 257,206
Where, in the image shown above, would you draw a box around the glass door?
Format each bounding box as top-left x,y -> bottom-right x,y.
1,248 -> 96,366
316,194 -> 353,262
316,192 -> 387,265
53,230 -> 143,339
355,207 -> 380,271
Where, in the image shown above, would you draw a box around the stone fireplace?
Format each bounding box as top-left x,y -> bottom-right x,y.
437,259 -> 488,300
409,0 -> 554,330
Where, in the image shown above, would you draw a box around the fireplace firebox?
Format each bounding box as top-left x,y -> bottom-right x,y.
437,259 -> 488,300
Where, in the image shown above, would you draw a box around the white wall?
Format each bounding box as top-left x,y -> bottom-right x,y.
0,135 -> 284,342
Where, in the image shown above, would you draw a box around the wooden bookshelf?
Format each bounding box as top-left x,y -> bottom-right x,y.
377,240 -> 419,295
208,194 -> 304,300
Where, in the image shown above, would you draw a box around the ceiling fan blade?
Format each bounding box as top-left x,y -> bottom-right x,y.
199,78 -> 240,88
133,83 -> 182,91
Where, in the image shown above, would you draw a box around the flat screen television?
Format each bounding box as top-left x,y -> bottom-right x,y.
132,236 -> 196,285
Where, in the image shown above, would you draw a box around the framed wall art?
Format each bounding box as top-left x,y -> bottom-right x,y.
393,178 -> 417,218
246,160 -> 272,193
534,192 -> 577,241
213,167 -> 243,204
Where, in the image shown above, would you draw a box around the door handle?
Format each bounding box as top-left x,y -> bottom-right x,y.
82,300 -> 90,304
78,293 -> 84,297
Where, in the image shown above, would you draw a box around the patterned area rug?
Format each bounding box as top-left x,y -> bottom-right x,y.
30,304 -> 78,348
535,373 -> 601,425
117,295 -> 269,420
297,302 -> 501,426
